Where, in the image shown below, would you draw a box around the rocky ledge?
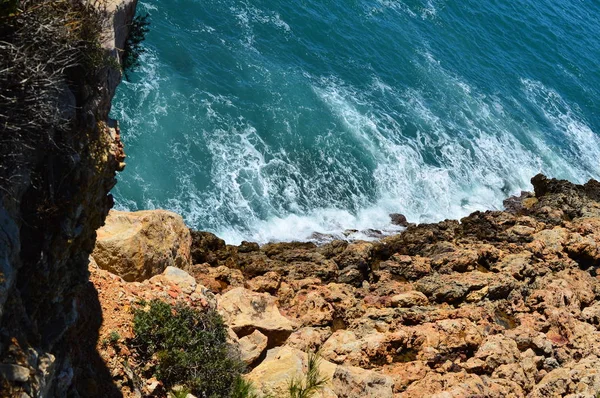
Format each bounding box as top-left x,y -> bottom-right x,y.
92,174 -> 600,397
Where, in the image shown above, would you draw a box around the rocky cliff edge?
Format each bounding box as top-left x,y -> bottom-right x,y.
91,174 -> 600,397
0,0 -> 136,396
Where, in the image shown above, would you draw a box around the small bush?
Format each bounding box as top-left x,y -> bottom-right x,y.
122,13 -> 149,80
109,330 -> 120,344
132,299 -> 245,398
288,351 -> 329,398
232,376 -> 261,398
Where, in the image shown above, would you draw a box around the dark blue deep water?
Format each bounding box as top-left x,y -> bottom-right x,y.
111,0 -> 600,243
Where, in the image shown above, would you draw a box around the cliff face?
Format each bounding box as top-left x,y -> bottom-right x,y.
0,1 -> 136,396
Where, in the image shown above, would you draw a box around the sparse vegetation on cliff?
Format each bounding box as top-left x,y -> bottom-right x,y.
91,174 -> 600,397
122,13 -> 150,80
0,0 -> 110,189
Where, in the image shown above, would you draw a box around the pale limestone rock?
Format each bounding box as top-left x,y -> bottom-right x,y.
474,335 -> 521,371
286,327 -> 332,352
331,365 -> 394,398
218,287 -> 294,346
246,346 -> 337,398
390,291 -> 429,307
239,330 -> 268,365
320,330 -> 408,367
465,285 -> 489,302
320,330 -> 362,365
92,210 -> 191,282
159,266 -> 196,294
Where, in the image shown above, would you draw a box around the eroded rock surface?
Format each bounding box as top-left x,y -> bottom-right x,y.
218,287 -> 295,347
92,175 -> 600,397
92,210 -> 191,281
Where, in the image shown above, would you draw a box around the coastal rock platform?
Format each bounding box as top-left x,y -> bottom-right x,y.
94,174 -> 600,397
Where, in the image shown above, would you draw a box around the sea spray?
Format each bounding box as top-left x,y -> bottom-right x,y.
111,0 -> 600,244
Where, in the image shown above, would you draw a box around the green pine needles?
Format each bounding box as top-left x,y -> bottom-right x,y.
288,351 -> 329,398
232,376 -> 261,398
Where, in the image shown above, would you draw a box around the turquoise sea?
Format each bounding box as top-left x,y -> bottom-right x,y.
111,0 -> 600,244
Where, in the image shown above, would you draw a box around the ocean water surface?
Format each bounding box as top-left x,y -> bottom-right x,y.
110,0 -> 600,244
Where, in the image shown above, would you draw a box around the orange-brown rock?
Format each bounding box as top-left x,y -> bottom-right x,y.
92,210 -> 191,281
217,287 -> 295,347
91,175 -> 600,397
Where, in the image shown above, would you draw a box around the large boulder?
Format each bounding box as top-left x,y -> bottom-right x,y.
217,287 -> 294,346
92,210 -> 191,282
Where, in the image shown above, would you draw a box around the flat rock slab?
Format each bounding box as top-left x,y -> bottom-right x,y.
218,287 -> 294,347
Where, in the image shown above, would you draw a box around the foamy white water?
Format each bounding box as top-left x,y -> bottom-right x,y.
111,0 -> 600,244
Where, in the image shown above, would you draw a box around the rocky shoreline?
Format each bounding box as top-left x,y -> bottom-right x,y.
90,174 -> 600,397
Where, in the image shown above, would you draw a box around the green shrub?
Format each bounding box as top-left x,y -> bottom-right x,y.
132,299 -> 246,398
108,330 -> 120,344
122,13 -> 149,80
232,376 -> 261,398
288,351 -> 329,398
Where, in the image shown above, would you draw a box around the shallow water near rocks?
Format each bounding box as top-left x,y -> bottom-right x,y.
111,0 -> 600,244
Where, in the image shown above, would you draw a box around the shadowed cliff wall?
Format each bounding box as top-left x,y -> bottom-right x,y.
0,1 -> 137,395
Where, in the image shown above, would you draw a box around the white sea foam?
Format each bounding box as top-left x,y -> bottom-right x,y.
230,4 -> 291,52
112,9 -> 600,245
207,53 -> 599,245
375,0 -> 417,18
139,1 -> 157,12
521,79 -> 600,181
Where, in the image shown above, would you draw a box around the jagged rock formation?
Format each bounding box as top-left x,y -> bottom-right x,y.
0,0 -> 137,396
92,174 -> 600,397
